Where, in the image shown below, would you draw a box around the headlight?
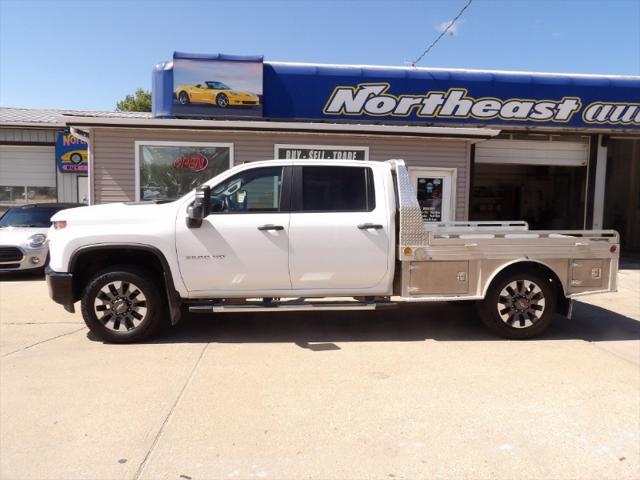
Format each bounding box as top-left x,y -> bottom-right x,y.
27,233 -> 47,248
53,220 -> 67,230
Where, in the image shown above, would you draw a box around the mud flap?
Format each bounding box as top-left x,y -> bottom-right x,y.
557,296 -> 573,319
163,271 -> 183,326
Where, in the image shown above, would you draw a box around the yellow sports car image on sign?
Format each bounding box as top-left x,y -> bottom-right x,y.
58,149 -> 88,172
61,149 -> 87,164
174,81 -> 260,108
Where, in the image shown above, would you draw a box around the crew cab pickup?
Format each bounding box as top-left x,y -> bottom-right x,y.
46,159 -> 619,343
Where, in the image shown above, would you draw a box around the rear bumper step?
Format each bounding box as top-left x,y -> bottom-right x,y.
188,302 -> 397,314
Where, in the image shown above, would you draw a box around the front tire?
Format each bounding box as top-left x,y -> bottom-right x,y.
478,269 -> 557,339
177,91 -> 190,105
80,266 -> 167,343
216,93 -> 229,108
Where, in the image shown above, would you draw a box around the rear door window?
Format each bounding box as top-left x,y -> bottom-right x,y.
300,166 -> 375,212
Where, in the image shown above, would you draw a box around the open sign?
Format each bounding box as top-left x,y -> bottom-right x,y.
172,154 -> 209,171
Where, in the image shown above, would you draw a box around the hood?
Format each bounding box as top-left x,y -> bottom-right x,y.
50,201 -> 178,226
0,226 -> 50,246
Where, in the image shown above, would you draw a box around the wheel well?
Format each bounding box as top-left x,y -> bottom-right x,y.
489,261 -> 570,316
71,247 -> 165,301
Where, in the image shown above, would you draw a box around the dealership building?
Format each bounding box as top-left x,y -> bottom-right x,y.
1,52 -> 639,252
0,108 -> 150,208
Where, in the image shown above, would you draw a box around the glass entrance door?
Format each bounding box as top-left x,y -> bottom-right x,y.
409,167 -> 456,223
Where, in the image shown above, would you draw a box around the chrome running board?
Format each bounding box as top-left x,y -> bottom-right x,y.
188,301 -> 397,314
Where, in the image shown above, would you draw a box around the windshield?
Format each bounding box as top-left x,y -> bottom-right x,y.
206,81 -> 230,90
0,206 -> 65,228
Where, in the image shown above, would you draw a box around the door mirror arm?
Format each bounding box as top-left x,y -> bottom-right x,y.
186,186 -> 211,228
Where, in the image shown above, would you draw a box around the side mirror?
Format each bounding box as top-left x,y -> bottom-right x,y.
186,186 -> 211,228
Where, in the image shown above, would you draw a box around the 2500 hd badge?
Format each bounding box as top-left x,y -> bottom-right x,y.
185,254 -> 225,260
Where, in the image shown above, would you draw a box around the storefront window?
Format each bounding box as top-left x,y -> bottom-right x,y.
0,186 -> 27,204
470,164 -> 587,230
0,186 -> 57,208
26,186 -> 57,203
137,142 -> 232,201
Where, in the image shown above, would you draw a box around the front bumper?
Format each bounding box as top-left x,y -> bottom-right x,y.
0,245 -> 48,272
45,267 -> 75,313
229,98 -> 259,106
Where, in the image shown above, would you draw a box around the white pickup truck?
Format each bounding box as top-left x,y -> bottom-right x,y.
46,159 -> 619,343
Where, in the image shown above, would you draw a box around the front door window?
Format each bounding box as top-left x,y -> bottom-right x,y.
210,166 -> 283,213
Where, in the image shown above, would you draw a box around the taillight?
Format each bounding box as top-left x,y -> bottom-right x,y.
53,221 -> 67,230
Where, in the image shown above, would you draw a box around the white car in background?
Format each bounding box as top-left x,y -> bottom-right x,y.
0,203 -> 83,273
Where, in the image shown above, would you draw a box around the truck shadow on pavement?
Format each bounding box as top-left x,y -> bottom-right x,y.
119,300 -> 640,346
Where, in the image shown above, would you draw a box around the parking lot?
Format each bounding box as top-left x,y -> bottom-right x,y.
1,266 -> 639,480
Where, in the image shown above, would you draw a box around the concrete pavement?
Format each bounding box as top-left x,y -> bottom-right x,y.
0,268 -> 638,480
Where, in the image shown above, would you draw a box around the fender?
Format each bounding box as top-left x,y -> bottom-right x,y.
481,257 -> 572,317
69,244 -> 183,325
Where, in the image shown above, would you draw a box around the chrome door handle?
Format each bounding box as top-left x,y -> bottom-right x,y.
257,224 -> 284,231
358,223 -> 383,230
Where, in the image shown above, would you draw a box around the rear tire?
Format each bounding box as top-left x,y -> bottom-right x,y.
80,266 -> 167,343
478,269 -> 557,339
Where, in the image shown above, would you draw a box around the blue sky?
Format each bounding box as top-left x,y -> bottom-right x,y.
1,0 -> 638,111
